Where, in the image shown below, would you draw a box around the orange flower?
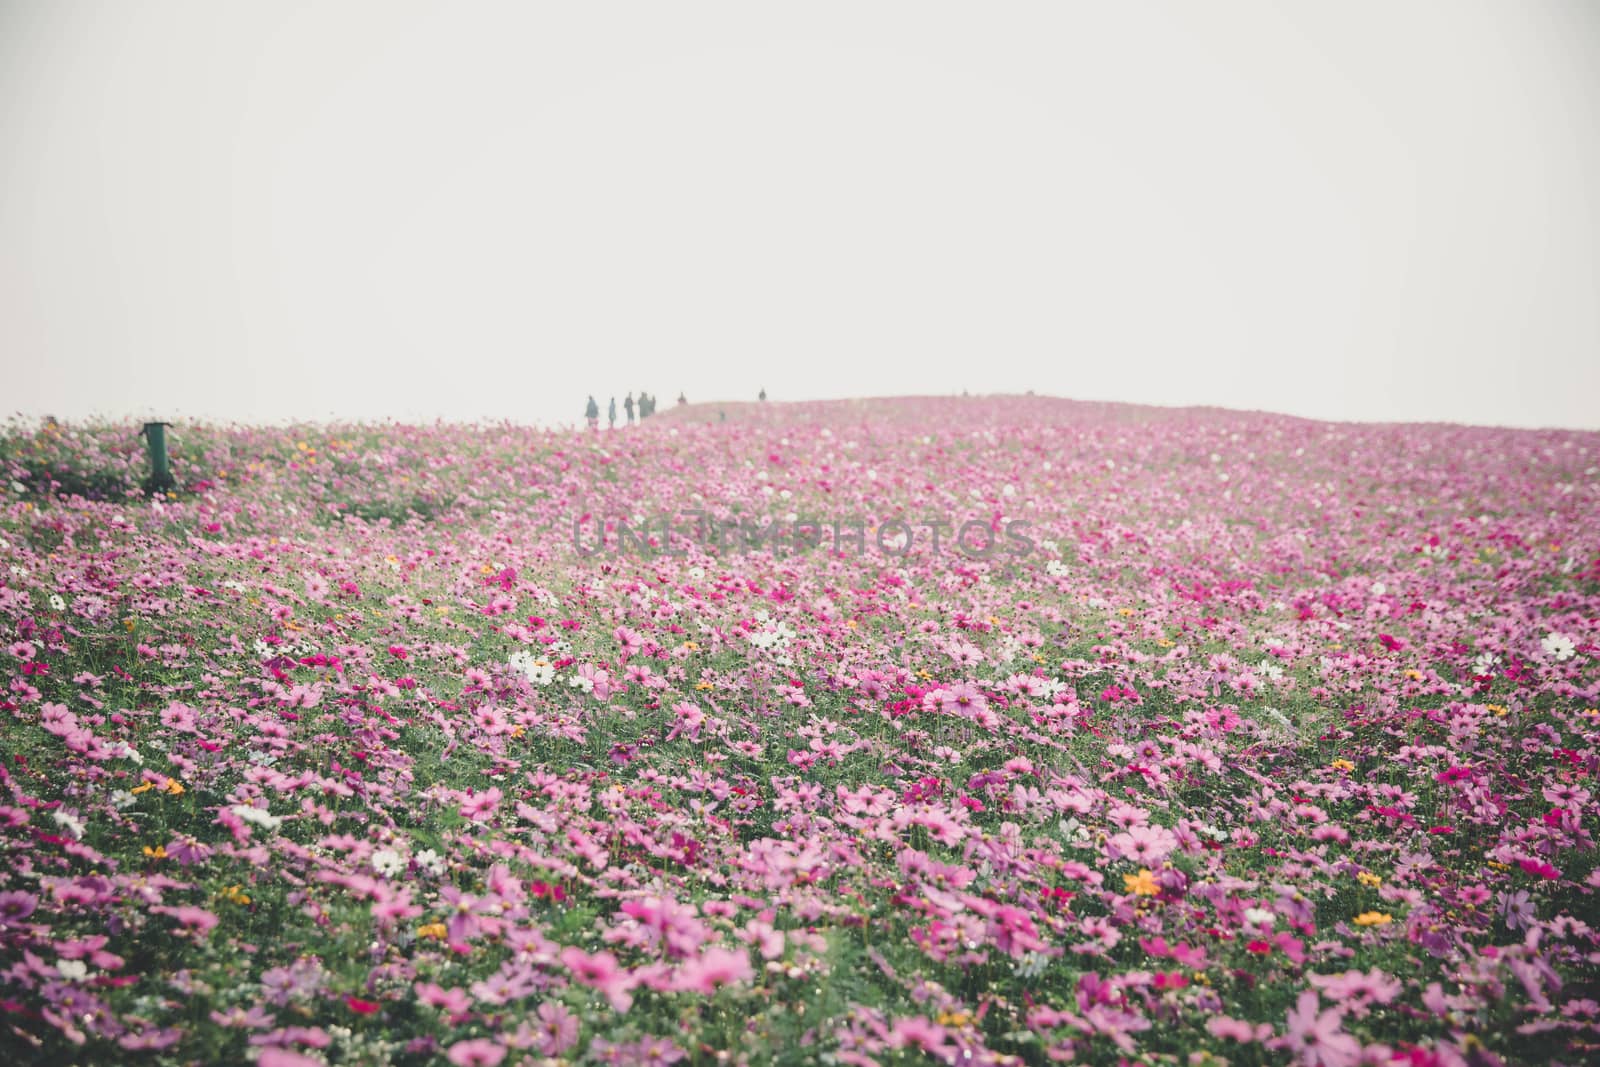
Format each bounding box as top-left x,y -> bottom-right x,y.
1124,869 -> 1160,897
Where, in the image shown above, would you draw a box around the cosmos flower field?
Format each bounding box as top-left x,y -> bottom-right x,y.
2,396 -> 1598,1067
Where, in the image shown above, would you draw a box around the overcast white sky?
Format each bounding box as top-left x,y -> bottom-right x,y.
2,1 -> 1597,429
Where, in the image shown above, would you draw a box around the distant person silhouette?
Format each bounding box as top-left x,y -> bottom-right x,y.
677,392 -> 687,406
758,388 -> 767,402
608,397 -> 617,429
624,393 -> 635,424
585,395 -> 599,430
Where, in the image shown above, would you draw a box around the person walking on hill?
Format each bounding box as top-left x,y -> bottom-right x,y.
624,393 -> 635,424
677,392 -> 687,406
759,387 -> 767,402
585,395 -> 599,430
608,397 -> 617,429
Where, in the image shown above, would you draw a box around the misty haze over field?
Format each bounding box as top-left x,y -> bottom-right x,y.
2,1 -> 1598,429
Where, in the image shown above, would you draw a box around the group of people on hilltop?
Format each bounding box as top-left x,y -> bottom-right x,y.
585,392 -> 659,430
584,387 -> 765,429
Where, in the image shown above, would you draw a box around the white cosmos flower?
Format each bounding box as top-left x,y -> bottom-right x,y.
56,960 -> 89,982
1243,907 -> 1276,928
49,595 -> 66,611
233,805 -> 283,832
507,650 -> 556,686
414,849 -> 447,876
1015,952 -> 1048,978
371,849 -> 405,877
1541,633 -> 1577,662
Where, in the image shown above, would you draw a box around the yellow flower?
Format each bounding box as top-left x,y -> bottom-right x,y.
1487,705 -> 1508,717
1353,911 -> 1392,926
142,845 -> 167,859
1403,669 -> 1423,681
164,777 -> 185,796
936,1010 -> 973,1028
1357,871 -> 1382,888
1331,759 -> 1355,772
695,681 -> 714,691
417,922 -> 448,940
131,782 -> 156,795
220,885 -> 251,905
1124,869 -> 1160,897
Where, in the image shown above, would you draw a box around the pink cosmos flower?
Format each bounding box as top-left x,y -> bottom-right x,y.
887,1016 -> 952,1057
459,787 -> 502,821
151,905 -> 219,937
1108,824 -> 1178,865
672,946 -> 754,993
666,701 -> 706,742
258,1051 -> 325,1067
935,683 -> 986,718
447,1038 -> 506,1067
1307,970 -> 1402,1016
1207,1016 -> 1273,1042
1279,991 -> 1361,1067
533,1001 -> 579,1055
560,946 -> 636,1012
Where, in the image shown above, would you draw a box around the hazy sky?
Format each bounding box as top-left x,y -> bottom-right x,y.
3,1 -> 1598,429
